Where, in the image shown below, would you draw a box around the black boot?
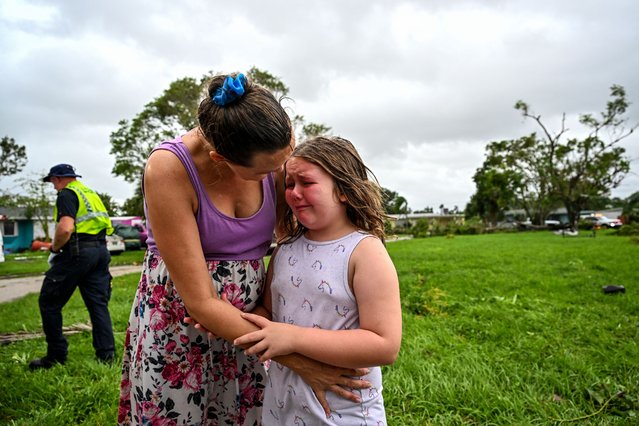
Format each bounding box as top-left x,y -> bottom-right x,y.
97,353 -> 115,365
29,356 -> 65,370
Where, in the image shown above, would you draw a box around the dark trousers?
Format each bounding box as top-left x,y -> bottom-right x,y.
39,245 -> 115,361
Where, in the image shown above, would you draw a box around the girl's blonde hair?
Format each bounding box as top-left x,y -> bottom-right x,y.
281,136 -> 387,243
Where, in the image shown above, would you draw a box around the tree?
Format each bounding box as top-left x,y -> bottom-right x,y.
381,188 -> 410,215
121,185 -> 145,217
110,67 -> 296,183
621,191 -> 639,224
515,85 -> 636,227
466,165 -> 517,224
414,207 -> 434,213
471,135 -> 559,225
97,192 -> 121,217
110,67 -> 330,215
246,66 -> 289,98
292,115 -> 332,141
470,85 -> 636,228
0,136 -> 27,178
9,174 -> 56,241
110,75 -> 206,183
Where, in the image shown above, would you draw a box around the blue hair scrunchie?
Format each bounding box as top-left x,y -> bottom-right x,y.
212,73 -> 247,106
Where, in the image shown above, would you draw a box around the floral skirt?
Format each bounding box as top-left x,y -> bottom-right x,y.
118,250 -> 266,425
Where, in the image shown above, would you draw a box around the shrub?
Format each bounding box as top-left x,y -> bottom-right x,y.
618,223 -> 639,236
578,219 -> 595,230
453,217 -> 485,235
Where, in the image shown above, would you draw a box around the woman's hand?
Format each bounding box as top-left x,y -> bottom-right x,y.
283,355 -> 371,417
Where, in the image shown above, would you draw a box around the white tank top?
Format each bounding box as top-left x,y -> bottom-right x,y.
263,231 -> 388,425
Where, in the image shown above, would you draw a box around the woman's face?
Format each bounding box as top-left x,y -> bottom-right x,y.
228,137 -> 295,181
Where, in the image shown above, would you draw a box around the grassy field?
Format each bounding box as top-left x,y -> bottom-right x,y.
1,231 -> 637,425
0,249 -> 146,278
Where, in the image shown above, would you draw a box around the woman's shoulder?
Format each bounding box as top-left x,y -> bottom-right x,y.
146,149 -> 186,178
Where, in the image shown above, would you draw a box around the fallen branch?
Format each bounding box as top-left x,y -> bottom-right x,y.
0,323 -> 93,345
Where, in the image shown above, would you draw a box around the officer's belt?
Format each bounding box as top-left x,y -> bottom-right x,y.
77,240 -> 106,248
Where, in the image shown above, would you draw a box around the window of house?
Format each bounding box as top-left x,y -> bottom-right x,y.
3,220 -> 17,237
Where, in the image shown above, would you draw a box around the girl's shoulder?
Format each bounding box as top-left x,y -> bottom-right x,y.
350,232 -> 390,265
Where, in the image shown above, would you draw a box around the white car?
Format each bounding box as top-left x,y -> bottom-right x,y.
0,231 -> 4,262
106,233 -> 126,255
582,216 -> 623,229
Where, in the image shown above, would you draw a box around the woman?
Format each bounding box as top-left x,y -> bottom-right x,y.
118,73 -> 366,425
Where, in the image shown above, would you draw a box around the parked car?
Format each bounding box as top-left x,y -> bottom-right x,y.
107,233 -> 126,255
581,216 -> 623,229
133,223 -> 148,247
110,216 -> 147,247
114,224 -> 142,250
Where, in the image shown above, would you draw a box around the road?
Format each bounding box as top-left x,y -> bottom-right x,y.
0,265 -> 142,304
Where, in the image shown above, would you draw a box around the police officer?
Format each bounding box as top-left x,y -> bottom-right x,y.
29,164 -> 116,369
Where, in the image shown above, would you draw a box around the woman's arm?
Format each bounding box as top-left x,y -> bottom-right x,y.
235,237 -> 402,368
145,150 -> 262,340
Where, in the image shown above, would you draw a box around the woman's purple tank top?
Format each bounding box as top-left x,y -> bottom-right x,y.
144,137 -> 277,261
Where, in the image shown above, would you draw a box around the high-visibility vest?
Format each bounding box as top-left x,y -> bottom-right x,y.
54,180 -> 114,235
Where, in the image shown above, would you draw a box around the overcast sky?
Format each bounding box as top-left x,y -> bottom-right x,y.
1,0 -> 638,211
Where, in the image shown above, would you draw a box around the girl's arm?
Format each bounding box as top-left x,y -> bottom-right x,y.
236,237 -> 402,368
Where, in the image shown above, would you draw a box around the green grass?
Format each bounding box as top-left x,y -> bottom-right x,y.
1,231 -> 638,424
0,249 -> 146,278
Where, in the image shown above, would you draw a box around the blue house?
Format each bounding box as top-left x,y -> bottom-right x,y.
0,207 -> 54,253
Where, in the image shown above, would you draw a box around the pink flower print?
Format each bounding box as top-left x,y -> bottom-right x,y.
150,285 -> 166,305
179,334 -> 190,345
165,340 -> 176,353
119,378 -> 132,397
219,354 -> 238,380
240,383 -> 263,406
183,364 -> 202,391
117,398 -> 131,423
161,362 -> 183,387
208,260 -> 221,272
159,298 -> 171,312
139,273 -> 148,291
223,283 -> 246,311
250,259 -> 261,271
169,300 -> 185,323
124,328 -> 131,346
148,255 -> 159,269
141,400 -> 161,419
149,307 -> 169,331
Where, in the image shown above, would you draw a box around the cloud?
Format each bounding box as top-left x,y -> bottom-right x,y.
1,0 -> 638,209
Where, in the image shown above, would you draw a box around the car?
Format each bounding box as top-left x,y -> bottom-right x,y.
113,224 -> 142,250
133,223 -> 148,247
581,215 -> 622,229
0,231 -> 4,263
106,233 -> 126,255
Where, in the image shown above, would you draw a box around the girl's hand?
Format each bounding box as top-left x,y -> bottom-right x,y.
234,313 -> 296,361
